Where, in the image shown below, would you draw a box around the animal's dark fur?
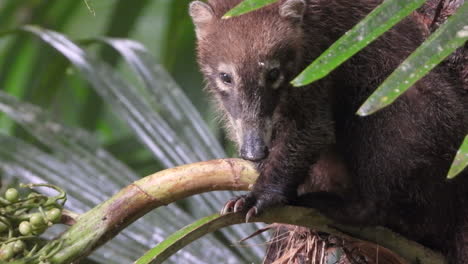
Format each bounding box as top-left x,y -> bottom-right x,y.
190,0 -> 468,262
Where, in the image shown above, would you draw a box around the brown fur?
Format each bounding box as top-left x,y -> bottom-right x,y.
190,0 -> 468,263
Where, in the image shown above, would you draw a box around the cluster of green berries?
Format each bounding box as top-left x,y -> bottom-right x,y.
0,184 -> 66,262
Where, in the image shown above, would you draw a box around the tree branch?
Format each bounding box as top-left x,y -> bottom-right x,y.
48,159 -> 445,264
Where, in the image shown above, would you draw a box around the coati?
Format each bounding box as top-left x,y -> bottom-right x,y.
189,0 -> 468,262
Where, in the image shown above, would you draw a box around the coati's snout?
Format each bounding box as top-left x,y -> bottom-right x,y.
229,116 -> 273,162
240,129 -> 268,161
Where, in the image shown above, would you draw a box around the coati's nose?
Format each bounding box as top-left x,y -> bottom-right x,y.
240,132 -> 268,162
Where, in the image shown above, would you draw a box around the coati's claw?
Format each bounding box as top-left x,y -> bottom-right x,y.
221,192 -> 287,222
245,206 -> 258,223
221,195 -> 251,215
221,199 -> 236,215
233,198 -> 245,213
221,191 -> 287,223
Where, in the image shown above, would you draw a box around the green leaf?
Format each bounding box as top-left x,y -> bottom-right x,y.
291,0 -> 426,86
357,2 -> 468,115
223,0 -> 278,18
448,135 -> 468,179
134,214 -> 241,264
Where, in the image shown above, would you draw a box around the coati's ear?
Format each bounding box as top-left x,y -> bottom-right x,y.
189,1 -> 215,39
279,0 -> 306,23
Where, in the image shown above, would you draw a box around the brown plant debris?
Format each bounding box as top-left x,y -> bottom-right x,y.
253,224 -> 409,264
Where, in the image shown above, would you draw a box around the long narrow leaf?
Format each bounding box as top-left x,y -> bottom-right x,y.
135,213 -> 242,264
448,135 -> 468,179
223,0 -> 278,18
357,2 -> 468,115
291,0 -> 427,86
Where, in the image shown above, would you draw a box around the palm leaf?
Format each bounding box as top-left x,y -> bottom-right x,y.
291,0 -> 427,86
358,2 -> 468,115
223,0 -> 278,18
448,135 -> 468,179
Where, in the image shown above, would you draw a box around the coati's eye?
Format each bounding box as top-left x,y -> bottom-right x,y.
219,72 -> 233,85
267,68 -> 281,82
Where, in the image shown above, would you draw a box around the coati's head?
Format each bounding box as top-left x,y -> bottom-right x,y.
190,0 -> 307,161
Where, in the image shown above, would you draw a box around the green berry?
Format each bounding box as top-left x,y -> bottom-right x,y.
0,244 -> 14,261
5,188 -> 19,202
46,208 -> 62,223
0,222 -> 7,233
12,240 -> 25,253
30,213 -> 45,228
19,221 -> 32,235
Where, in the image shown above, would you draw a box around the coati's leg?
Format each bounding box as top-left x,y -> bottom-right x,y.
221,140 -> 321,220
221,173 -> 307,221
221,118 -> 335,221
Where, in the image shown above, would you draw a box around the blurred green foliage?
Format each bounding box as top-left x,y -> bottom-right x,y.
0,0 -> 228,176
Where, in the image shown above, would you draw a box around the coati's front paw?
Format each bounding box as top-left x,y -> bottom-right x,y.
220,194 -> 254,217
220,192 -> 287,222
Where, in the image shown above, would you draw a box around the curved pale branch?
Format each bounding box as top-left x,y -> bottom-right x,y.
48,159 -> 445,264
